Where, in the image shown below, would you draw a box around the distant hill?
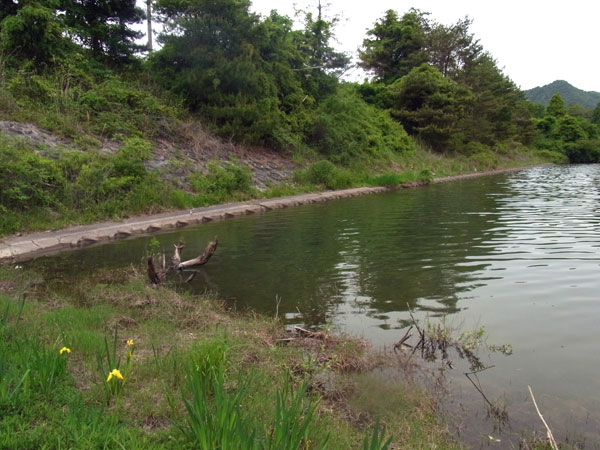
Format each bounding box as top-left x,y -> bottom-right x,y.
525,80 -> 600,109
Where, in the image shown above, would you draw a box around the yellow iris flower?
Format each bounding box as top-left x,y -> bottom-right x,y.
59,347 -> 71,355
106,368 -> 124,382
127,339 -> 134,346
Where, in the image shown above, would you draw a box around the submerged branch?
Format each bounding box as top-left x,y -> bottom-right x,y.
147,237 -> 218,285
528,385 -> 559,450
147,256 -> 162,285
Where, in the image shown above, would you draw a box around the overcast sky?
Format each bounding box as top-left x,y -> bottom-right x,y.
247,0 -> 600,92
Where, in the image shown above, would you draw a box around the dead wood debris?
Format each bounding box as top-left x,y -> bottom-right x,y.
147,237 -> 218,285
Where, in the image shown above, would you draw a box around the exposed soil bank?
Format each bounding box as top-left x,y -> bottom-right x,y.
0,165 -> 545,262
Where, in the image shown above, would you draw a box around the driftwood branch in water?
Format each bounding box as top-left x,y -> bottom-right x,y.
393,326 -> 413,354
147,237 -> 218,285
177,238 -> 218,269
171,241 -> 184,269
147,256 -> 163,285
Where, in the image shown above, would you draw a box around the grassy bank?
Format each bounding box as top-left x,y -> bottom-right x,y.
0,264 -> 458,449
0,125 -> 550,238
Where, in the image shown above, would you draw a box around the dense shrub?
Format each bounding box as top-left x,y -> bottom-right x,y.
307,87 -> 413,164
294,160 -> 356,190
468,150 -> 499,170
0,138 -> 65,210
78,79 -> 181,138
564,139 -> 600,163
188,161 -> 254,204
536,149 -> 569,164
0,135 -> 175,234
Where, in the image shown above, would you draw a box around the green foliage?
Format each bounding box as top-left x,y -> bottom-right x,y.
1,63 -> 182,141
426,16 -> 482,79
64,138 -> 157,212
533,93 -> 600,163
593,102 -> 600,125
189,161 -> 254,204
180,360 -> 328,450
0,135 -> 176,235
468,150 -> 499,170
308,87 -> 413,163
387,64 -> 468,151
295,2 -> 350,100
181,363 -> 255,449
362,420 -> 392,450
0,1 -> 69,66
457,54 -> 533,146
418,168 -> 435,183
460,141 -> 489,156
536,149 -> 568,164
367,172 -> 422,187
151,0 -> 352,147
29,338 -> 68,396
151,0 -> 283,145
359,9 -> 429,83
60,0 -> 145,64
79,78 -> 181,138
0,296 -> 29,409
97,327 -> 125,403
564,139 -> 600,163
546,93 -> 566,117
0,138 -> 65,210
359,10 -> 538,154
268,374 -> 328,450
554,115 -> 586,142
295,160 -> 356,190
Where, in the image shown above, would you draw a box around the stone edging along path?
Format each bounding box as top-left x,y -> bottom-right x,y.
0,165 -> 544,262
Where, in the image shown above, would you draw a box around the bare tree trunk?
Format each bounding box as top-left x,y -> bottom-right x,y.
147,238 -> 218,285
147,256 -> 161,284
146,0 -> 153,52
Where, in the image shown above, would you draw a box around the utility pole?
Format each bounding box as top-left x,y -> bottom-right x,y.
146,0 -> 153,52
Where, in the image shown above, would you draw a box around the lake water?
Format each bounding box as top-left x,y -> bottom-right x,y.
33,165 -> 600,447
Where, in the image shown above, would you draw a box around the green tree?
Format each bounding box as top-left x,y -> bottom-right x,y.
152,0 -> 285,144
426,16 -> 482,78
0,1 -> 68,65
592,102 -> 600,125
387,63 -> 469,151
457,54 -> 531,145
60,0 -> 144,63
359,9 -> 428,83
254,11 -> 306,114
296,1 -> 350,99
546,93 -> 566,117
554,115 -> 586,142
307,85 -> 413,163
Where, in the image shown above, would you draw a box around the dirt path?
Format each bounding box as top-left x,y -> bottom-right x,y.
0,164 -> 546,263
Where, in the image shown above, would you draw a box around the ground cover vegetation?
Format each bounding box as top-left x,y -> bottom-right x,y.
1,1 -> 594,237
0,263 -> 459,449
0,3 -> 592,447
